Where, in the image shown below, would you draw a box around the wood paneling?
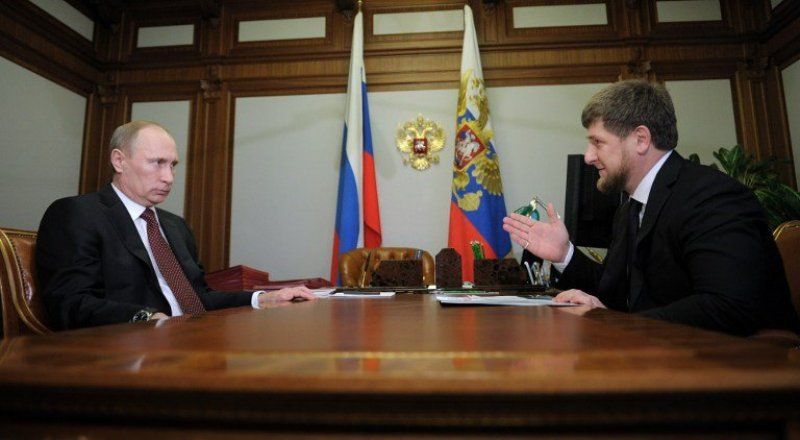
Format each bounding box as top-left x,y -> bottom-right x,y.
0,0 -> 100,94
2,0 -> 800,270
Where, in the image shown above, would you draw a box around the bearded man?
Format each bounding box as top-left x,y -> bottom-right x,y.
503,80 -> 798,336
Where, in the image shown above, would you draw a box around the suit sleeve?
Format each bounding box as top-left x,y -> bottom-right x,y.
639,181 -> 771,335
554,248 -> 605,294
37,199 -> 144,330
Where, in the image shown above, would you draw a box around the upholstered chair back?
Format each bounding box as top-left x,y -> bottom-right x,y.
0,227 -> 51,337
338,247 -> 434,288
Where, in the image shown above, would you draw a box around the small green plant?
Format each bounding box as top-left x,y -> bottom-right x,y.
690,145 -> 800,230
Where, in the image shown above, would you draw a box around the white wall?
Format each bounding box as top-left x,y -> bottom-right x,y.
229,80 -> 735,280
666,79 -> 738,166
130,101 -> 191,217
0,56 -> 85,230
27,0 -> 94,41
782,59 -> 800,189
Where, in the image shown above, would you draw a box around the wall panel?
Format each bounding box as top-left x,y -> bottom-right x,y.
0,55 -> 85,230
783,59 -> 800,188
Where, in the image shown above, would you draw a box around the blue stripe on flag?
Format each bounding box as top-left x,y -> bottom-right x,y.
334,124 -> 360,254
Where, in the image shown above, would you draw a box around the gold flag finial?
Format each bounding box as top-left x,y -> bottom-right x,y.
357,0 -> 363,13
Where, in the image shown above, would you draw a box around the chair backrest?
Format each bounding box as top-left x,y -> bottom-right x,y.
0,227 -> 51,337
774,220 -> 800,317
339,247 -> 435,288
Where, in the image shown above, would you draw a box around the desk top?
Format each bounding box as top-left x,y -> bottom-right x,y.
1,294 -> 798,432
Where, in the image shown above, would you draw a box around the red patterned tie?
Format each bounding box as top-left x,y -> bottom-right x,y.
140,209 -> 206,314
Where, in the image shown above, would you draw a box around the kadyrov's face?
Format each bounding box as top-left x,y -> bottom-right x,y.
584,120 -> 635,194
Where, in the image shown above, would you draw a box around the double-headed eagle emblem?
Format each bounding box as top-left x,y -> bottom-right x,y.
396,114 -> 445,171
452,69 -> 504,212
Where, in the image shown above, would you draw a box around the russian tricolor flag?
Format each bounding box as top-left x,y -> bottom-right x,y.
330,10 -> 382,284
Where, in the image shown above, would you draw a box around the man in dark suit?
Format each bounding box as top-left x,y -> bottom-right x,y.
37,120 -> 315,330
503,80 -> 799,336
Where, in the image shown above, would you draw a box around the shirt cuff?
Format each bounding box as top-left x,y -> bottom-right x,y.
251,291 -> 265,309
552,242 -> 574,273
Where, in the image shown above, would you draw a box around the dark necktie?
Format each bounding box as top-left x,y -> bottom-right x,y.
626,198 -> 642,308
140,209 -> 206,314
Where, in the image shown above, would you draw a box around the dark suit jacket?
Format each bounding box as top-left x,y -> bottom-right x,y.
37,184 -> 253,330
556,152 -> 799,336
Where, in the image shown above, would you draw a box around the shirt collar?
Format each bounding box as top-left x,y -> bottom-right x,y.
630,149 -> 673,205
111,183 -> 151,221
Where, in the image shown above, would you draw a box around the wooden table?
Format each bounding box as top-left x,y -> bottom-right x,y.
0,294 -> 798,438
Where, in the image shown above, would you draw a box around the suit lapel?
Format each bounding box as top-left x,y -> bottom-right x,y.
629,152 -> 684,308
99,184 -> 153,269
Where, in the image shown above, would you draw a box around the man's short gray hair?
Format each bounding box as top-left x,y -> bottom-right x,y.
109,120 -> 169,154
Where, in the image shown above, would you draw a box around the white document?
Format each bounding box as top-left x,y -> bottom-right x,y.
436,294 -> 576,307
331,291 -> 396,298
311,288 -> 337,297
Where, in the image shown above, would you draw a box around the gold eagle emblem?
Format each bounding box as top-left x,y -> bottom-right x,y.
396,114 -> 445,171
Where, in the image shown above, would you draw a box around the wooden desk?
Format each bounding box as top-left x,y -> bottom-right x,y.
0,294 -> 798,438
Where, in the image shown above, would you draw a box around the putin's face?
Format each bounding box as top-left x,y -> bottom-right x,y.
111,126 -> 178,207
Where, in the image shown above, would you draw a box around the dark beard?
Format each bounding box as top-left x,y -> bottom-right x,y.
596,166 -> 628,194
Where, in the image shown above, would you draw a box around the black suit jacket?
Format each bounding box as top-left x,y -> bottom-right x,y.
556,152 -> 799,336
37,184 -> 253,330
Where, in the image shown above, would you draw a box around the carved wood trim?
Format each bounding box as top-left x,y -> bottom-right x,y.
502,0 -> 623,44
732,57 -> 796,188
123,18 -> 203,64
0,1 -> 100,95
225,2 -> 337,58
189,78 -> 234,271
648,0 -> 740,38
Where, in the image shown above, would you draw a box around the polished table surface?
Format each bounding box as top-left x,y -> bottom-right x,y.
0,294 -> 798,436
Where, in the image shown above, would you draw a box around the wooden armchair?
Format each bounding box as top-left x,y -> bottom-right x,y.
0,227 -> 51,337
774,220 -> 800,316
752,221 -> 800,348
339,247 -> 434,287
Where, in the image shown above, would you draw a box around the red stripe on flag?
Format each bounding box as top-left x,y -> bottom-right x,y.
447,201 -> 497,282
362,151 -> 382,248
329,233 -> 341,284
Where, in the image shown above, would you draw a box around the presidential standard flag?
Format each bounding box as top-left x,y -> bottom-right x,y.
448,5 -> 512,281
329,10 -> 382,284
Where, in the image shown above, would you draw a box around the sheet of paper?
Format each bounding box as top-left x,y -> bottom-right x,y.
311,288 -> 336,297
332,291 -> 396,298
436,294 -> 577,307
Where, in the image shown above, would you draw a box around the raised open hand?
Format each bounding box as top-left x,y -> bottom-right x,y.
502,203 -> 570,263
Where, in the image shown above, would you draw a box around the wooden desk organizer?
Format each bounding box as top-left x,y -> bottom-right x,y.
473,258 -> 527,286
435,248 -> 462,288
370,260 -> 424,287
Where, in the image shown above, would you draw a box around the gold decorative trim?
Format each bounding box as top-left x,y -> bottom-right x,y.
773,220 -> 800,240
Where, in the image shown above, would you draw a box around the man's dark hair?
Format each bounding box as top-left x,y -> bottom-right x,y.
581,80 -> 678,151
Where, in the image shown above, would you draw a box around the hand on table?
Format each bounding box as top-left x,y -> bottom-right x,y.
258,286 -> 317,308
553,289 -> 606,308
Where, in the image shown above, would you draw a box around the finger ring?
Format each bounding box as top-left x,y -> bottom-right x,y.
523,240 -> 529,249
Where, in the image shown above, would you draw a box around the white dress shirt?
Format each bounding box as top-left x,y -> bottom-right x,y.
554,150 -> 673,272
111,184 -> 260,315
